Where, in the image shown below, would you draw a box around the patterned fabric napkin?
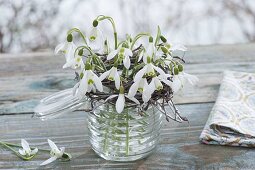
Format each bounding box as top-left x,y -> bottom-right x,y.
200,71 -> 255,147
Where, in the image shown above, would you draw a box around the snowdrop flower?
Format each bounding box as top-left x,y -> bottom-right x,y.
40,139 -> 67,166
77,69 -> 103,99
107,46 -> 132,69
62,50 -> 85,70
128,78 -> 151,102
105,86 -> 139,113
170,72 -> 198,93
143,74 -> 172,102
99,66 -> 121,89
18,139 -> 38,157
55,34 -> 77,69
138,37 -> 155,62
87,21 -> 104,52
134,56 -> 166,82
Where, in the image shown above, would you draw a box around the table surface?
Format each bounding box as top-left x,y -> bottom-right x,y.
1,43 -> 255,169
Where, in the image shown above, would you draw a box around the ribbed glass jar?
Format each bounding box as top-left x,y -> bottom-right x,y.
87,104 -> 163,161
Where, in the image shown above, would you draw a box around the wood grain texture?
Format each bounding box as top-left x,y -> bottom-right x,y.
0,43 -> 255,169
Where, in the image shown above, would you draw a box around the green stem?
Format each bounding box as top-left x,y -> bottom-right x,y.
0,141 -> 36,160
130,33 -> 150,50
96,15 -> 118,49
75,45 -> 93,56
0,141 -> 50,152
67,28 -> 87,45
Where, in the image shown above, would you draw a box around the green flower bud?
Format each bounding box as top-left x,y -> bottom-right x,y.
122,42 -> 128,48
160,35 -> 167,43
147,56 -> 151,63
104,40 -> 107,45
67,34 -> 73,42
85,62 -> 92,70
165,43 -> 171,49
174,67 -> 179,75
149,36 -> 153,43
78,49 -> 83,56
178,64 -> 183,72
93,20 -> 98,27
80,72 -> 84,79
161,46 -> 168,54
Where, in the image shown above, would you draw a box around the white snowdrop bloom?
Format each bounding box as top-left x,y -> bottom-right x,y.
40,139 -> 66,166
99,67 -> 121,89
62,51 -> 85,70
170,72 -> 198,93
128,78 -> 152,102
87,27 -> 104,52
55,41 -> 77,69
144,75 -> 171,102
105,91 -> 140,113
77,69 -> 103,99
134,57 -> 166,83
107,46 -> 133,69
18,139 -> 38,157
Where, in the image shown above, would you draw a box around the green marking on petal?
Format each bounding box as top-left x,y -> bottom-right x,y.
108,76 -> 114,81
138,88 -> 143,92
90,36 -> 96,41
88,79 -> 94,85
157,85 -> 163,90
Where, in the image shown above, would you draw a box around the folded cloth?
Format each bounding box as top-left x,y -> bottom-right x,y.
200,71 -> 255,147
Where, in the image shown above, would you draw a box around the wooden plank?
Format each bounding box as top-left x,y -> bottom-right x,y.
0,43 -> 255,78
0,70 -> 253,114
0,103 -> 254,169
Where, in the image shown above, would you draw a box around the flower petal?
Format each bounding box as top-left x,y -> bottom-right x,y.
31,148 -> 38,155
77,72 -> 88,99
116,94 -> 125,113
152,65 -> 165,75
105,95 -> 118,102
128,81 -> 139,97
114,72 -> 120,90
54,43 -> 65,54
47,139 -> 60,152
126,96 -> 140,105
99,70 -> 110,81
134,66 -> 147,82
92,74 -> 103,92
40,156 -> 58,166
171,76 -> 182,92
124,48 -> 133,57
123,56 -> 130,69
21,139 -> 30,152
107,50 -> 118,60
19,149 -> 26,156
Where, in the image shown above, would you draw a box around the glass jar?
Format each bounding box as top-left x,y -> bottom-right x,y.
87,104 -> 163,161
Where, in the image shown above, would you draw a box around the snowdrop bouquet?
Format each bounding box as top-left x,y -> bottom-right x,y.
55,15 -> 198,122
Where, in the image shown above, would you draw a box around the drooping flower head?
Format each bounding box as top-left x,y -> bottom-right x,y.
107,43 -> 133,69
55,34 -> 77,69
87,20 -> 104,52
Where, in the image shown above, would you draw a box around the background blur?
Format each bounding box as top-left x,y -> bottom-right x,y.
0,0 -> 255,53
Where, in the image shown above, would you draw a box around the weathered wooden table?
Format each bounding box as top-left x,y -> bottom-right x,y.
1,44 -> 255,169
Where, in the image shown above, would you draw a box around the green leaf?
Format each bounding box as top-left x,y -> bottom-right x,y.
154,26 -> 161,46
